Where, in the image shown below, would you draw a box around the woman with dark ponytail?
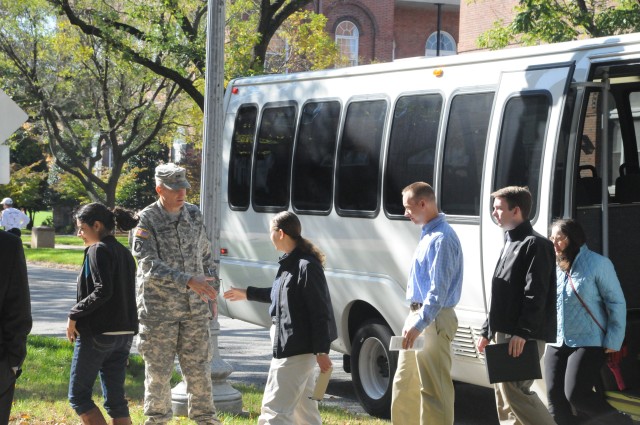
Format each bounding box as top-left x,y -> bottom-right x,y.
66,203 -> 139,425
224,211 -> 337,424
545,218 -> 630,425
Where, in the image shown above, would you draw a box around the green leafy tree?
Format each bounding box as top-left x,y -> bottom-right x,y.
225,0 -> 263,83
115,144 -> 169,210
0,0 -> 183,207
0,162 -> 48,228
48,163 -> 91,206
47,0 -> 314,111
478,0 -> 640,49
0,128 -> 49,227
263,10 -> 345,74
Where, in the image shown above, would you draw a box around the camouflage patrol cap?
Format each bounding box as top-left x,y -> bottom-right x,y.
155,163 -> 191,190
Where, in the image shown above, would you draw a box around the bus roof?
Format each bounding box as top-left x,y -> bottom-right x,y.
228,32 -> 640,87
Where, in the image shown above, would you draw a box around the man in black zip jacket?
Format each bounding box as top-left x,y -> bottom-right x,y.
477,186 -> 556,425
0,230 -> 32,425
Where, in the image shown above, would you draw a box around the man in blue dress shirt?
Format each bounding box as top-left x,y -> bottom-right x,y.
391,181 -> 463,425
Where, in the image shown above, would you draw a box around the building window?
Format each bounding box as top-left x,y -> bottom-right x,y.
264,35 -> 290,74
425,31 -> 456,57
335,20 -> 359,67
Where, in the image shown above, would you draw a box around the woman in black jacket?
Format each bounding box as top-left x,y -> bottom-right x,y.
66,203 -> 138,425
224,211 -> 337,424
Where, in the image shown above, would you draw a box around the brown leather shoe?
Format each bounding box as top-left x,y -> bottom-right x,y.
110,418 -> 132,425
79,407 -> 108,425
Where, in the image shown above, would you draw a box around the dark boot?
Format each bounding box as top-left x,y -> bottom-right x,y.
79,407 -> 108,425
110,418 -> 132,425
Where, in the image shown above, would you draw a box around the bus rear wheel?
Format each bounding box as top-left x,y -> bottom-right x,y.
350,319 -> 397,419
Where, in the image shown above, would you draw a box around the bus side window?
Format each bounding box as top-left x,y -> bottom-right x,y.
441,92 -> 494,216
292,101 -> 341,213
336,100 -> 387,215
252,105 -> 297,211
228,105 -> 258,210
612,91 -> 640,203
575,91 -> 612,206
493,94 -> 550,216
384,93 -> 443,216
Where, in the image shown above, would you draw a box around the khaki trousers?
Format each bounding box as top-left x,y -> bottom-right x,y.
391,307 -> 457,425
493,333 -> 555,425
258,326 -> 321,425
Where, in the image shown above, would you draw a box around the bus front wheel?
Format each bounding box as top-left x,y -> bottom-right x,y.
350,319 -> 397,419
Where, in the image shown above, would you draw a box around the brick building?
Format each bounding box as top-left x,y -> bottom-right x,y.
458,0 -> 519,53
266,0 -> 524,69
310,0 -> 461,65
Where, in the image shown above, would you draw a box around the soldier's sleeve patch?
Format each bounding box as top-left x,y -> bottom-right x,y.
134,239 -> 143,252
135,227 -> 150,239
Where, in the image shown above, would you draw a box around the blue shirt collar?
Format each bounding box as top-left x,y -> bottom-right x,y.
421,213 -> 446,236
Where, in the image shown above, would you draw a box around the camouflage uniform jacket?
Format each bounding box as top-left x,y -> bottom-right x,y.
132,201 -> 218,322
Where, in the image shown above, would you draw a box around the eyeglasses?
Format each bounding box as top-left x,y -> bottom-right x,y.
549,235 -> 567,243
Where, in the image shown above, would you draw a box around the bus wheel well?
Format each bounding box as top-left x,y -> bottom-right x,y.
347,301 -> 388,348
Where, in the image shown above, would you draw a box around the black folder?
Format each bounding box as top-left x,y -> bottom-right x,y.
484,341 -> 542,384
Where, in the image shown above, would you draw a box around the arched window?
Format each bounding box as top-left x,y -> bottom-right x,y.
264,35 -> 290,74
335,20 -> 359,67
425,31 -> 456,57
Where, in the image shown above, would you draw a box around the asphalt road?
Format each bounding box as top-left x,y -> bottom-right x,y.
27,264 -> 499,424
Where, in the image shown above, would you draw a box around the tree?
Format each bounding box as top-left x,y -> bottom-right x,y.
0,0 -> 183,207
47,0 -> 314,111
477,0 -> 640,49
263,10 -> 344,74
0,128 -> 49,227
115,143 -> 169,210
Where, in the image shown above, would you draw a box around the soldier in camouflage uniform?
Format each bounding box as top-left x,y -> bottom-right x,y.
132,163 -> 221,425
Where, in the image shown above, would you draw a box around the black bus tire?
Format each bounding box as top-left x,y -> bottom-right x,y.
350,319 -> 397,419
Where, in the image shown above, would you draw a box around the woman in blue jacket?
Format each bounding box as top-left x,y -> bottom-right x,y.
545,219 -> 631,425
67,203 -> 139,425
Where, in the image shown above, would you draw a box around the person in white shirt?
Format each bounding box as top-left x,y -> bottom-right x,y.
1,198 -> 30,237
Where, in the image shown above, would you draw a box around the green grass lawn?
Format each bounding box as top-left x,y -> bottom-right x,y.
22,246 -> 85,266
31,211 -> 53,228
21,226 -> 129,267
11,336 -> 388,424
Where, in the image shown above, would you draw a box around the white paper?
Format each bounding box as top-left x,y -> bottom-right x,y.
310,367 -> 333,401
389,335 -> 425,351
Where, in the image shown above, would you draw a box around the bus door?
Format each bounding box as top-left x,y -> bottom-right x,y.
572,61 -> 640,403
480,63 -> 575,315
573,62 -> 640,327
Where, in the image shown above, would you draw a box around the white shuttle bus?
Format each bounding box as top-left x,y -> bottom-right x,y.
211,33 -> 640,417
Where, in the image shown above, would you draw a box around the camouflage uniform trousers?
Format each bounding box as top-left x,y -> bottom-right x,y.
137,318 -> 220,425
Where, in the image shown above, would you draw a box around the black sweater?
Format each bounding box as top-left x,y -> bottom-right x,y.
483,221 -> 557,342
246,248 -> 337,359
0,231 -> 32,369
69,235 -> 138,336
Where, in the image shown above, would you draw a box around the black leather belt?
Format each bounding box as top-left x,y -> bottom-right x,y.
410,302 -> 423,311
